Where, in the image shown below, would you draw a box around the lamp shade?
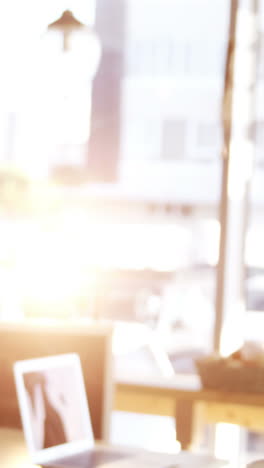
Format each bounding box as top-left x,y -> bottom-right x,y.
46,9 -> 101,81
48,10 -> 84,34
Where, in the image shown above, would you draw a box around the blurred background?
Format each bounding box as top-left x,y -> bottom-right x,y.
1,0 -> 264,462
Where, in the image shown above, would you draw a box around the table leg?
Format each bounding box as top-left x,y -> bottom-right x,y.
175,400 -> 204,450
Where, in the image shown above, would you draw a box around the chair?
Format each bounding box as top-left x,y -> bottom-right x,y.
0,320 -> 113,441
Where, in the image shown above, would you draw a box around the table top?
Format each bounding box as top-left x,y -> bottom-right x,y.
0,428 -> 33,468
116,373 -> 264,407
0,428 -> 228,468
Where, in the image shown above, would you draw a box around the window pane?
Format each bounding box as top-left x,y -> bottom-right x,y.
0,0 -> 228,375
88,0 -> 228,377
245,2 -> 264,328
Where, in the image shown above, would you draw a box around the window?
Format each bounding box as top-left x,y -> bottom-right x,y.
0,0 -> 229,355
161,120 -> 186,160
193,122 -> 222,161
254,121 -> 264,165
257,32 -> 264,79
197,123 -> 221,149
187,42 -> 226,77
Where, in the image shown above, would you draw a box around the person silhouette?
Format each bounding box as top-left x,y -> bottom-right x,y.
24,371 -> 67,449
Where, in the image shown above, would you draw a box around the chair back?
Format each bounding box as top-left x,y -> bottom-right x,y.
0,321 -> 113,441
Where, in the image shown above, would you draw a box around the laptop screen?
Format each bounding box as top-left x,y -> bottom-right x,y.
14,354 -> 95,461
22,365 -> 86,450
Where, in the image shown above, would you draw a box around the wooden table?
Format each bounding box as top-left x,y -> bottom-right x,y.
0,428 -> 34,467
114,374 -> 264,450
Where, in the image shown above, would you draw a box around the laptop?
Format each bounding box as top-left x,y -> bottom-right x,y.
13,353 -> 132,468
